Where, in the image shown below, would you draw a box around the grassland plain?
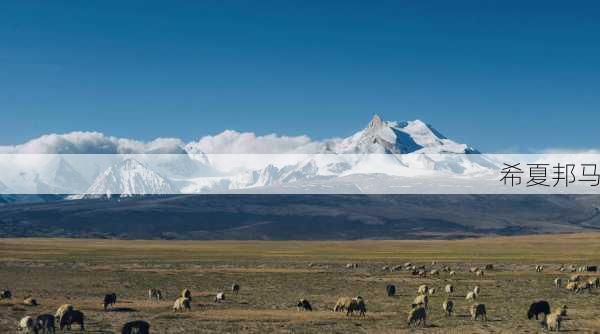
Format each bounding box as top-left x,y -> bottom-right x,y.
1,233 -> 600,333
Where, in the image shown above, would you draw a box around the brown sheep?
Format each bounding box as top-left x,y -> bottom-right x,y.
566,281 -> 578,292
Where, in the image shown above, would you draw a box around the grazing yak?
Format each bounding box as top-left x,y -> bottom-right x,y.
442,300 -> 454,317
407,306 -> 426,327
347,297 -> 367,316
103,293 -> 117,311
386,284 -> 396,297
34,314 -> 55,334
18,316 -> 35,333
148,288 -> 162,301
231,283 -> 240,295
55,304 -> 74,323
297,299 -> 312,311
527,300 -> 551,320
0,290 -> 11,299
470,303 -> 487,321
59,310 -> 85,331
215,292 -> 225,303
121,320 -> 150,334
173,297 -> 191,312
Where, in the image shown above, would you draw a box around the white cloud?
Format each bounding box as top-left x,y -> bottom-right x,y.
0,130 -> 327,154
185,130 -> 325,154
0,131 -> 186,154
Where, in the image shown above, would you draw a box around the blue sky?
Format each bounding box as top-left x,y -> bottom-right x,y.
1,1 -> 600,152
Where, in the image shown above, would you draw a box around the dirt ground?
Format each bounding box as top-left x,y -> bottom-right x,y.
1,233 -> 600,333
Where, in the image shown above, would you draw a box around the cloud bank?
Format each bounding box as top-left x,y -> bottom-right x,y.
0,130 -> 325,154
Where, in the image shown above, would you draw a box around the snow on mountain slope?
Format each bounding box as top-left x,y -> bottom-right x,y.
37,156 -> 90,193
329,115 -> 476,154
2,115 -> 499,196
79,158 -> 177,197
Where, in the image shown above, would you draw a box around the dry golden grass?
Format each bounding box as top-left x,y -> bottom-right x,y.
1,233 -> 600,333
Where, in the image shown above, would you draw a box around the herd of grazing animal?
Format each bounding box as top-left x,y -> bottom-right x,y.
397,261 -> 594,330
7,261 -> 600,332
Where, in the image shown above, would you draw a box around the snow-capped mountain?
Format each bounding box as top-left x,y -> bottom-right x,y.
77,158 -> 178,198
1,116 -> 500,197
328,115 -> 477,154
37,156 -> 90,193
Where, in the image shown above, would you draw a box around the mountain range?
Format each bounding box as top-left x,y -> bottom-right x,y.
2,116 -> 599,240
0,116 -> 496,198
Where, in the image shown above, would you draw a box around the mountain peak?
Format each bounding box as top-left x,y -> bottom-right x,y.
368,115 -> 383,128
81,158 -> 178,197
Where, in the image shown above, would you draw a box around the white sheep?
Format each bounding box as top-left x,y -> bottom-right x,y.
215,292 -> 225,303
542,312 -> 561,331
55,304 -> 74,323
442,300 -> 453,317
18,316 -> 35,333
173,297 -> 191,312
554,278 -> 562,289
466,291 -> 477,300
413,294 -> 428,309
